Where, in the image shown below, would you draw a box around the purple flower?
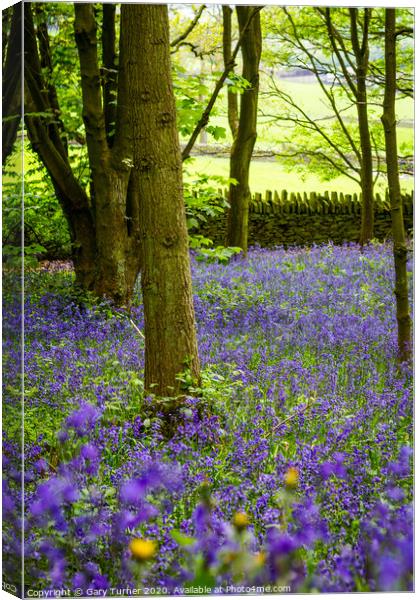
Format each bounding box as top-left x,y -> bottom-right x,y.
377,554 -> 403,591
120,479 -> 146,504
66,403 -> 101,436
80,444 -> 99,461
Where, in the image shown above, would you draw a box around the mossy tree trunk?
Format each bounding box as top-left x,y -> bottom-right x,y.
74,3 -> 141,305
381,8 -> 411,362
123,4 -> 200,396
24,3 -> 141,304
101,3 -> 117,147
226,6 -> 261,253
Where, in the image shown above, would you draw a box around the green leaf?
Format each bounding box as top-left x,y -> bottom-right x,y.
205,125 -> 226,141
170,529 -> 197,547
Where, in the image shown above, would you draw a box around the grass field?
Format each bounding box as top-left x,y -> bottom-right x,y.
194,74 -> 414,150
182,75 -> 413,195
185,155 -> 414,196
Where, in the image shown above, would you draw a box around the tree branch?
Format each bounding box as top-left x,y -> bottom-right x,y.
170,4 -> 206,49
222,5 -> 239,138
24,3 -> 68,162
23,4 -> 93,230
283,8 -> 361,162
266,76 -> 359,173
274,147 -> 360,183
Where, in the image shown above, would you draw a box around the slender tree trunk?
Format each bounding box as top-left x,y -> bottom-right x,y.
24,3 -> 96,289
325,8 -> 375,245
350,9 -> 375,244
3,3 -> 22,164
222,5 -> 239,139
357,85 -> 374,244
123,3 -> 200,397
198,60 -> 208,145
181,7 -> 262,162
226,6 -> 261,252
381,8 -> 411,362
34,4 -> 68,154
24,110 -> 97,290
91,170 -> 139,306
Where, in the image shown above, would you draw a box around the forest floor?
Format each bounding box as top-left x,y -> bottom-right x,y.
3,243 -> 413,593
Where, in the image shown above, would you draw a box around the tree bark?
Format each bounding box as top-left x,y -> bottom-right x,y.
222,6 -> 239,139
24,2 -> 141,304
381,8 -> 411,363
24,3 -> 97,289
350,9 -> 375,244
323,8 -> 375,245
34,3 -> 68,155
101,3 -> 117,147
74,2 -> 141,305
226,6 -> 262,253
2,3 -> 22,165
123,3 -> 200,396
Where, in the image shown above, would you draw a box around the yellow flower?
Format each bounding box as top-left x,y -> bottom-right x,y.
284,467 -> 299,488
254,551 -> 266,567
232,511 -> 249,531
129,538 -> 157,562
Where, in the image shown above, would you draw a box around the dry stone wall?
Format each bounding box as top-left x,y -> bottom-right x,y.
194,189 -> 413,247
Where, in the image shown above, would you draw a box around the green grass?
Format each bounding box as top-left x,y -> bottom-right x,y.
259,75 -> 414,122
184,155 -> 414,196
194,75 -> 414,152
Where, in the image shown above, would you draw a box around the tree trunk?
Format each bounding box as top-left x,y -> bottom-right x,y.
381,8 -> 411,363
101,3 -> 117,147
222,6 -> 239,139
198,61 -> 208,145
24,2 -> 141,305
350,9 -> 375,244
2,3 -> 22,165
356,70 -> 374,245
226,6 -> 261,253
24,3 -> 96,290
92,170 -> 139,306
123,3 -> 200,397
74,3 -> 141,306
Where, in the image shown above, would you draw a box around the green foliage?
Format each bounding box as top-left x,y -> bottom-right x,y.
183,170 -> 241,263
174,66 -> 227,143
260,6 -> 414,184
2,147 -> 72,258
195,246 -> 242,264
205,125 -> 226,141
36,2 -> 86,143
3,243 -> 48,269
183,171 -> 233,227
225,73 -> 252,94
